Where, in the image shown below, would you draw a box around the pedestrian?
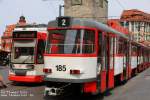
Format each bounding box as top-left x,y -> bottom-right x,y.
0,73 -> 7,89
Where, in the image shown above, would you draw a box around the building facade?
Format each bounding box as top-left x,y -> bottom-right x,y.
1,16 -> 26,52
120,9 -> 150,45
1,24 -> 16,52
64,0 -> 108,23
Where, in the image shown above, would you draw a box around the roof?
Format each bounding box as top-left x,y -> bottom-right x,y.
120,9 -> 150,22
48,17 -> 129,39
15,24 -> 47,28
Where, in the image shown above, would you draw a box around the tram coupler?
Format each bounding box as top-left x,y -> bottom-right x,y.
44,87 -> 64,96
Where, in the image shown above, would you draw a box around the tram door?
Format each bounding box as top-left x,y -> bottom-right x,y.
126,41 -> 131,79
107,36 -> 114,89
98,32 -> 106,93
118,38 -> 127,81
137,47 -> 142,71
123,41 -> 127,80
103,34 -> 115,90
102,34 -> 109,92
98,32 -> 114,93
123,40 -> 130,80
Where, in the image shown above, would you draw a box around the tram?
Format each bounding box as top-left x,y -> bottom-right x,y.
43,17 -> 150,96
9,24 -> 47,83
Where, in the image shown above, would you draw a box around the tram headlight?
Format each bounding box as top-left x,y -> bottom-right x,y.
70,69 -> 81,75
43,68 -> 52,73
26,65 -> 34,70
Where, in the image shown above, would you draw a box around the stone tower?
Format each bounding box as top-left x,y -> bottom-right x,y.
64,0 -> 108,23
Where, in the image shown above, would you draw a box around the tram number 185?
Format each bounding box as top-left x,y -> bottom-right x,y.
56,65 -> 66,71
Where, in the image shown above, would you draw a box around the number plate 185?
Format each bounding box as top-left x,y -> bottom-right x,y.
55,65 -> 66,71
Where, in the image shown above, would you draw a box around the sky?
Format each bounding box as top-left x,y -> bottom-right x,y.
0,0 -> 150,36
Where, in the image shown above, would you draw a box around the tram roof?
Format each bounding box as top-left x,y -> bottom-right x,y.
14,24 -> 47,32
48,17 -> 129,39
16,24 -> 47,28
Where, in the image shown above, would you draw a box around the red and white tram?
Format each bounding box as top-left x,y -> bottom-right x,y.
9,24 -> 47,83
43,17 -> 150,96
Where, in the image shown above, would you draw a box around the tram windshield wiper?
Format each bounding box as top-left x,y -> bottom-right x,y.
22,55 -> 33,64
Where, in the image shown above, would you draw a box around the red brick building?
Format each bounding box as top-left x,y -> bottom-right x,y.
1,16 -> 26,52
1,24 -> 16,52
119,9 -> 150,46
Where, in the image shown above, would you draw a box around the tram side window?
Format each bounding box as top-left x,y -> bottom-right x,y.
147,51 -> 150,62
110,37 -> 115,69
131,45 -> 137,55
117,38 -> 124,54
143,50 -> 147,63
37,40 -> 45,64
83,30 -> 95,53
147,50 -> 149,62
141,49 -> 144,62
146,51 -> 148,62
142,49 -> 144,63
138,47 -> 142,63
98,32 -> 107,71
144,50 -> 146,62
98,32 -> 103,69
104,35 -> 108,71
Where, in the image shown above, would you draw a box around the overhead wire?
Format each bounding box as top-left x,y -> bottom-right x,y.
115,0 -> 125,10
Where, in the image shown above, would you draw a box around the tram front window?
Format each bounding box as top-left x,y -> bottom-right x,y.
12,39 -> 35,64
46,29 -> 95,54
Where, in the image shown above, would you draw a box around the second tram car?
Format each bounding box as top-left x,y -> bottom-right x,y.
44,17 -> 150,96
9,24 -> 47,83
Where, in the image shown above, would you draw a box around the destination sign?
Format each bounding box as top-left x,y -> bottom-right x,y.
13,31 -> 37,38
57,17 -> 71,27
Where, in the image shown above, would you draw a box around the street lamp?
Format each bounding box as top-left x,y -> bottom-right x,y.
59,5 -> 64,17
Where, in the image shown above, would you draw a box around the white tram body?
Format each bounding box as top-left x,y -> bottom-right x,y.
131,56 -> 138,69
9,24 -> 47,83
44,56 -> 97,82
44,17 -> 150,96
114,56 -> 124,75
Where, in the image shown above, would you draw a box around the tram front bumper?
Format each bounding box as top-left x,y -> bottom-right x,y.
8,75 -> 43,83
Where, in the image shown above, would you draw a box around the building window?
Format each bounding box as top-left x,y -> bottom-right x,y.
135,22 -> 139,32
100,0 -> 104,7
121,21 -> 129,28
131,22 -> 134,32
95,0 -> 103,7
71,0 -> 82,6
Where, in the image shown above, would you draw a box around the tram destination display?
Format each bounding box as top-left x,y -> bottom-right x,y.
13,31 -> 37,38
